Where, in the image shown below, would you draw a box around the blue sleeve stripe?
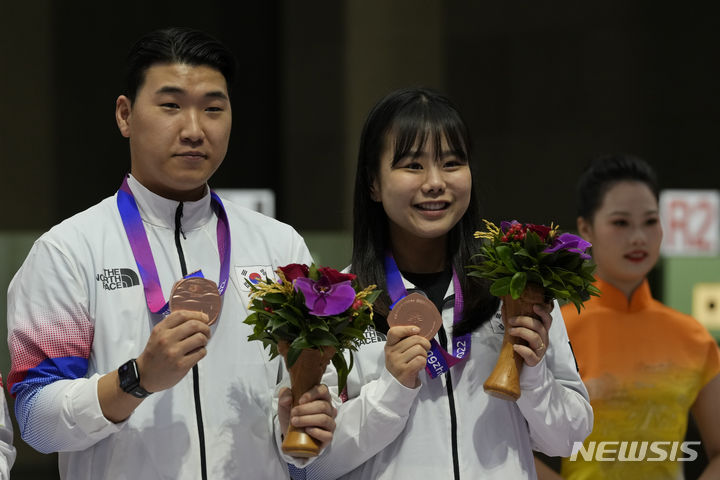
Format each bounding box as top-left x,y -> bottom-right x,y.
11,356 -> 89,431
13,356 -> 89,393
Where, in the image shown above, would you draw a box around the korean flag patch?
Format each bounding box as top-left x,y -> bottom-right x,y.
237,265 -> 274,292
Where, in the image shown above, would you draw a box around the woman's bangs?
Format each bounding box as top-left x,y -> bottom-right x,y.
389,106 -> 468,165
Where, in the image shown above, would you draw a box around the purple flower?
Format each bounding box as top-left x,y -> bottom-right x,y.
543,232 -> 592,259
294,276 -> 356,316
500,220 -> 520,233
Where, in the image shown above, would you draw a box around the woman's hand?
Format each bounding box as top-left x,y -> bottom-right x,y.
508,302 -> 553,367
277,384 -> 337,449
385,326 -> 432,388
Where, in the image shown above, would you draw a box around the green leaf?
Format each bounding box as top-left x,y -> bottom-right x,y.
244,312 -> 259,326
587,284 -> 602,296
338,326 -> 366,339
365,290 -> 381,303
274,308 -> 301,327
496,245 -> 518,272
332,353 -> 350,394
509,271 -> 527,299
261,293 -> 288,304
290,336 -> 313,350
547,287 -> 571,299
308,263 -> 320,280
307,330 -> 339,347
331,318 -> 352,335
524,230 -> 542,256
284,303 -> 306,318
309,321 -> 330,332
489,276 -> 512,297
285,347 -> 301,368
513,248 -> 534,260
526,271 -> 544,287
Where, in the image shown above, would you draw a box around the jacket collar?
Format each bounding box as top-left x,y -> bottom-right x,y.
400,272 -> 456,310
126,174 -> 214,231
594,277 -> 652,313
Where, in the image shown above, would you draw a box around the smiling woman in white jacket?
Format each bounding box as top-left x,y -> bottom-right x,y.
291,88 -> 593,480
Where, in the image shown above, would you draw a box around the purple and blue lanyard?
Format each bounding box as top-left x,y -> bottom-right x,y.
117,176 -> 232,316
384,254 -> 471,378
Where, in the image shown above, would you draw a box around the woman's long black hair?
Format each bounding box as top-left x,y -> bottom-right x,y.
350,87 -> 499,335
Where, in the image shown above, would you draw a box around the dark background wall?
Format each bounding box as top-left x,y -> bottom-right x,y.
2,1 -> 720,478
5,3 -> 720,234
448,3 -> 720,229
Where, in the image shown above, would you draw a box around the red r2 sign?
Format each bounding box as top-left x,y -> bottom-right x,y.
660,190 -> 720,256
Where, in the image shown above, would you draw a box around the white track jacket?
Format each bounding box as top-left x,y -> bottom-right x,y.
7,175 -> 312,479
300,275 -> 593,479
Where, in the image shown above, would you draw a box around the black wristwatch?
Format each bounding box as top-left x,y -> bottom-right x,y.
118,359 -> 152,399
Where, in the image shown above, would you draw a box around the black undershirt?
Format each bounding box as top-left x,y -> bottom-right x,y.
401,268 -> 452,312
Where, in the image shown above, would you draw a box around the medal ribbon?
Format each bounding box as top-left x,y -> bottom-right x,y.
117,175 -> 231,316
384,254 -> 471,378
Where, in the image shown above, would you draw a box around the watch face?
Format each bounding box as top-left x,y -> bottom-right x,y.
119,360 -> 139,391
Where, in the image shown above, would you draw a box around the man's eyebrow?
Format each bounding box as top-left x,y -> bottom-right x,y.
206,91 -> 229,101
154,86 -> 229,101
155,86 -> 185,95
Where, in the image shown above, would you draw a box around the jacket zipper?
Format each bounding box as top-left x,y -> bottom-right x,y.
174,203 -> 208,480
438,325 -> 460,480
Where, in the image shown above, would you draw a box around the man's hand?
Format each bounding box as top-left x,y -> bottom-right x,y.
278,384 -> 337,449
385,326 -> 431,388
136,310 -> 212,392
98,310 -> 211,423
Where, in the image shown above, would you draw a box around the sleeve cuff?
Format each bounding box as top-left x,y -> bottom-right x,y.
519,356 -> 549,391
364,368 -> 421,417
67,374 -> 127,438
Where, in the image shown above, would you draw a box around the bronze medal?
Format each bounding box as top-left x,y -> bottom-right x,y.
387,292 -> 443,340
169,277 -> 222,325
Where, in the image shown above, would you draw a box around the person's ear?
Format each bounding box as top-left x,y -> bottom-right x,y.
576,216 -> 593,242
115,95 -> 132,138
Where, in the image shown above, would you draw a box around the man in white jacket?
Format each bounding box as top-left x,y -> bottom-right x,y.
7,27 -> 334,480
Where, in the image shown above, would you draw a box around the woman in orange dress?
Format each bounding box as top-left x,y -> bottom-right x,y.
559,154 -> 720,479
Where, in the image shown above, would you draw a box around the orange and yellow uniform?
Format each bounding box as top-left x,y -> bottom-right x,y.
561,278 -> 720,479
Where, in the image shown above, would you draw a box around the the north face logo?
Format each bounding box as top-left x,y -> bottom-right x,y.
96,268 -> 140,290
360,328 -> 387,345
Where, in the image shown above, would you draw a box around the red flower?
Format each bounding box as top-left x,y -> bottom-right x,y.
351,298 -> 363,310
527,224 -> 551,241
278,263 -> 309,282
318,267 -> 357,284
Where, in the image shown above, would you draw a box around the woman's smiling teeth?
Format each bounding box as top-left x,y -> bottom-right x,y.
415,202 -> 448,211
625,251 -> 647,260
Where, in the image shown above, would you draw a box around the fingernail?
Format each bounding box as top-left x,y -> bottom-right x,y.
411,327 -> 420,333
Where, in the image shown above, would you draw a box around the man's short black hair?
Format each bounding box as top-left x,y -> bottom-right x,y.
124,27 -> 237,102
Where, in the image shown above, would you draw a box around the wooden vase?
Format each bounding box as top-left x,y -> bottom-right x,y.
277,341 -> 336,458
483,283 -> 545,401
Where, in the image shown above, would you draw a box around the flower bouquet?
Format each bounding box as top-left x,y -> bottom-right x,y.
467,220 -> 599,401
244,263 -> 379,457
